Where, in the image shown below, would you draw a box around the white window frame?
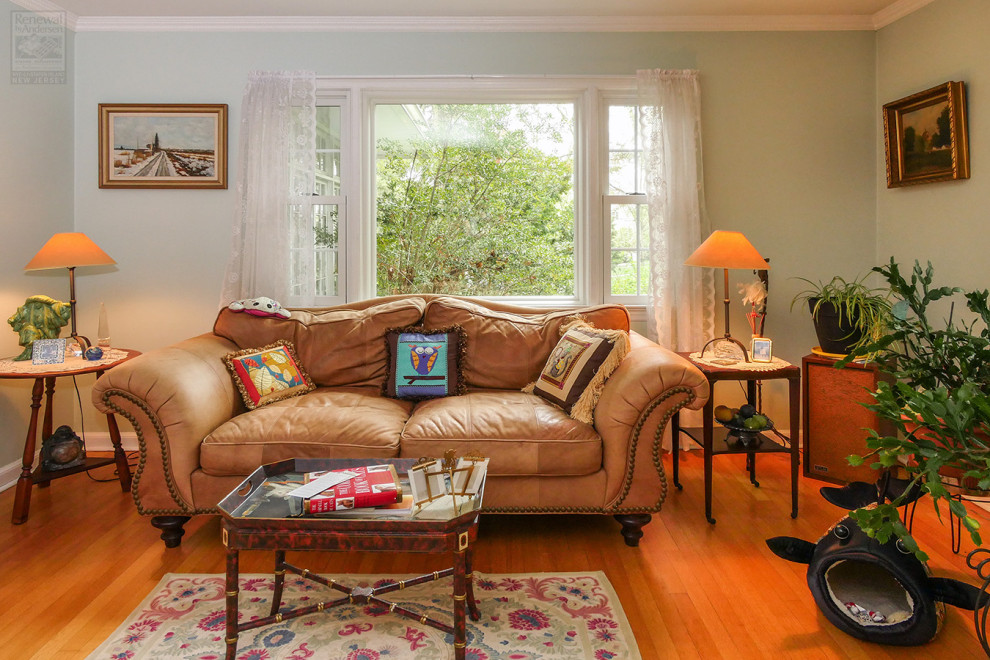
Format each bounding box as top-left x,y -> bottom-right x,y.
287,94 -> 349,307
311,76 -> 642,311
601,95 -> 650,308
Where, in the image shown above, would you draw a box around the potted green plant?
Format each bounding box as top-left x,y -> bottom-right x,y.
838,259 -> 990,560
791,274 -> 892,356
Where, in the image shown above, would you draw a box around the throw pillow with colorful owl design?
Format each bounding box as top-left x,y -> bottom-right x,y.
384,326 -> 466,400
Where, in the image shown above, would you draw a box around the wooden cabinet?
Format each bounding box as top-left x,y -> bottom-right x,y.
802,354 -> 893,485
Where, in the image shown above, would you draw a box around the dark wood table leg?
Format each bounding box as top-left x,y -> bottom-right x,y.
703,396 -> 715,524
747,380 -> 759,486
12,378 -> 44,524
270,550 -> 286,616
104,406 -> 132,491
465,544 -> 480,622
671,411 -> 682,490
453,533 -> 469,659
37,377 -> 56,489
748,451 -> 760,487
789,376 -> 801,518
225,545 -> 239,660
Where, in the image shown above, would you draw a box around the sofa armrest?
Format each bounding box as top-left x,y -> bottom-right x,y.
92,333 -> 242,515
594,331 -> 710,510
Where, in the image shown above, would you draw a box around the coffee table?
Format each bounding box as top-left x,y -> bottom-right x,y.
217,457 -> 483,660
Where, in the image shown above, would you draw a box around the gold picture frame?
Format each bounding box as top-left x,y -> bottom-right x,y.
98,103 -> 227,189
883,81 -> 969,188
751,337 -> 772,363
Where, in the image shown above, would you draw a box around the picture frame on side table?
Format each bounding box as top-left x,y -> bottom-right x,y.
751,337 -> 772,363
98,103 -> 228,189
882,81 -> 969,188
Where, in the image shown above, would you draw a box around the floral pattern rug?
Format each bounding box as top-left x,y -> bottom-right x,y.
88,571 -> 640,660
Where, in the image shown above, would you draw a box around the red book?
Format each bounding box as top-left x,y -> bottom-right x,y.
302,465 -> 402,514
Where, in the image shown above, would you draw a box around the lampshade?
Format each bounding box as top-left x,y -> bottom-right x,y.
685,230 -> 769,270
24,232 -> 115,271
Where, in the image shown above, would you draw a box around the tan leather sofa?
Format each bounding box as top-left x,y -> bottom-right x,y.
93,295 -> 709,547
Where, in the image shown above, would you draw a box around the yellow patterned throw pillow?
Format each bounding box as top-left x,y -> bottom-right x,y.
525,320 -> 630,424
223,341 -> 315,410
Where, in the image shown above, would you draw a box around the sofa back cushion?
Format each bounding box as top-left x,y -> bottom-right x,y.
213,297 -> 426,388
422,297 -> 630,390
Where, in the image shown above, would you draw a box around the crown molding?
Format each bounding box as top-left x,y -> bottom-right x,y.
72,14 -> 879,33
10,0 -> 933,34
872,0 -> 937,29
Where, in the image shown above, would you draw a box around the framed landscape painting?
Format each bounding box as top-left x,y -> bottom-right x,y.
882,81 -> 969,188
98,103 -> 227,189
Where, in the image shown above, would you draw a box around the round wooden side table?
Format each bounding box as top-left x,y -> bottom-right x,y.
0,348 -> 140,524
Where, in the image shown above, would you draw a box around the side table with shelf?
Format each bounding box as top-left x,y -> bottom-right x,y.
1,348 -> 140,524
671,352 -> 801,523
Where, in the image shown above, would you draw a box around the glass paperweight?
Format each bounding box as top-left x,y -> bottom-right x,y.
711,338 -> 746,365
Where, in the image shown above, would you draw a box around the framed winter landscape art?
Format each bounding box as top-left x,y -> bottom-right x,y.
98,103 -> 227,189
882,81 -> 969,188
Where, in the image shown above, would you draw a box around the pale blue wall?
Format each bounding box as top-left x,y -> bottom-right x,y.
0,2 -> 74,468
0,25 -> 880,468
877,0 -> 990,295
68,29 -> 876,428
72,30 -> 877,357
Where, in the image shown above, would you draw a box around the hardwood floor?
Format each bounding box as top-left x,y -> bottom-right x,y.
1,451 -> 987,658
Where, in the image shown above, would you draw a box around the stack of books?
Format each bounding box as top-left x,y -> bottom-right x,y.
287,464 -> 413,517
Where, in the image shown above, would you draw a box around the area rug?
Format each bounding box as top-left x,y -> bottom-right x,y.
88,571 -> 640,659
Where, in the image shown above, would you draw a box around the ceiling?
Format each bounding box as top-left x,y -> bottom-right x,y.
16,0 -> 936,31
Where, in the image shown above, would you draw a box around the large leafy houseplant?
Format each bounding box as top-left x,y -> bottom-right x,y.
791,274 -> 892,356
839,259 -> 990,560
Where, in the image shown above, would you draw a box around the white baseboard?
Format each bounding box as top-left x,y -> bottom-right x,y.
0,456 -> 32,493
0,431 -> 138,493
81,431 -> 139,453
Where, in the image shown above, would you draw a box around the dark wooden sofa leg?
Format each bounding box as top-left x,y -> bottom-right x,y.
151,515 -> 191,548
614,514 -> 652,547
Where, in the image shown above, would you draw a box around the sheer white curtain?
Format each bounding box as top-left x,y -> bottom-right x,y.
638,69 -> 714,352
220,71 -> 316,306
638,69 -> 714,448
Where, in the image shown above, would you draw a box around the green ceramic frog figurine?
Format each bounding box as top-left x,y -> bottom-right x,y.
7,295 -> 72,361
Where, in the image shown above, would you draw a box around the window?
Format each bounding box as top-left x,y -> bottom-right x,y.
289,104 -> 345,304
290,78 -> 647,309
375,102 -> 575,297
604,103 -> 649,303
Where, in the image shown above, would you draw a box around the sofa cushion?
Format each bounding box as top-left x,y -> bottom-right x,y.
200,387 -> 412,476
213,297 -> 426,388
421,297 -> 629,390
223,341 -> 315,409
384,326 -> 467,400
399,391 -> 602,477
529,322 -> 630,424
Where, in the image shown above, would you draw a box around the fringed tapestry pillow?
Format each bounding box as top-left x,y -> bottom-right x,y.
383,326 -> 467,400
525,320 -> 630,424
223,341 -> 315,410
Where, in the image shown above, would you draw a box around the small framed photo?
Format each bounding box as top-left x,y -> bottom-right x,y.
408,460 -> 447,507
751,337 -> 773,363
32,338 -> 66,365
451,457 -> 489,496
883,81 -> 969,188
98,103 -> 228,189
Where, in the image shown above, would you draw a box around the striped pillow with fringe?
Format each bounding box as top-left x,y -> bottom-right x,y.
524,320 -> 630,424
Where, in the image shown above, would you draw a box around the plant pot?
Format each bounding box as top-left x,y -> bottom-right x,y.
809,298 -> 865,356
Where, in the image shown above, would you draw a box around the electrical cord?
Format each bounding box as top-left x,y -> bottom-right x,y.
67,374 -> 137,482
